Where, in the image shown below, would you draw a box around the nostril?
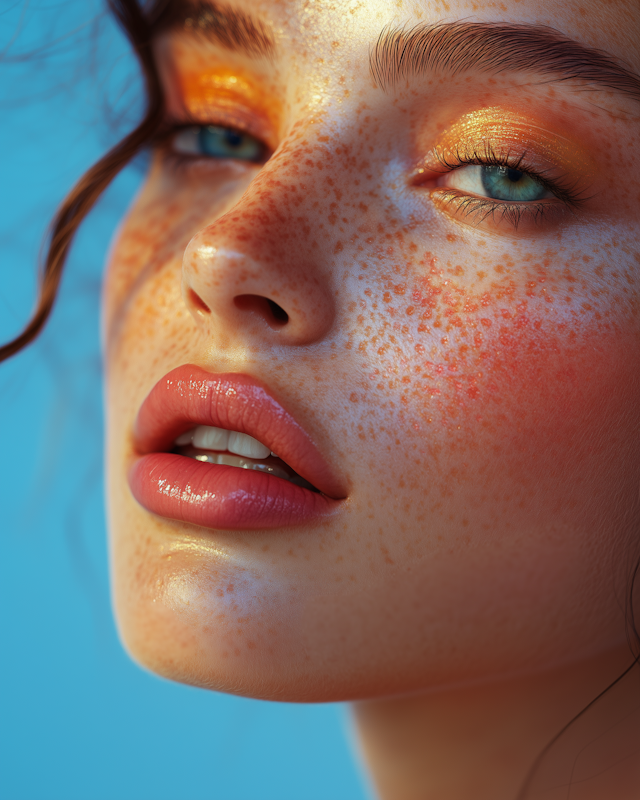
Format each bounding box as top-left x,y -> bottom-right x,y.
235,295 -> 289,328
188,288 -> 211,314
266,299 -> 289,324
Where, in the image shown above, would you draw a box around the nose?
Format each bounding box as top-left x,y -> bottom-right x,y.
181,166 -> 336,347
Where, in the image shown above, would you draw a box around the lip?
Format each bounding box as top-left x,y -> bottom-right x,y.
128,365 -> 347,530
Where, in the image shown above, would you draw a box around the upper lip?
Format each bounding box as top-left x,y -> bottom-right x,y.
132,364 -> 348,499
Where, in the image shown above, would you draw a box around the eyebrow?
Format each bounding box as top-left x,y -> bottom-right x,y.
149,0 -> 275,59
370,21 -> 640,104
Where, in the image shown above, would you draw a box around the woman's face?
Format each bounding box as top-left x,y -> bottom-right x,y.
104,0 -> 640,699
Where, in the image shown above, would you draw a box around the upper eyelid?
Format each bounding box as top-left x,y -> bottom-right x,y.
159,102 -> 275,148
423,148 -> 590,208
432,147 -> 545,181
442,159 -> 556,195
425,150 -> 594,232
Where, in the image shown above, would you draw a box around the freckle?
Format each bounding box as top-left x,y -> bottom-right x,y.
380,545 -> 395,565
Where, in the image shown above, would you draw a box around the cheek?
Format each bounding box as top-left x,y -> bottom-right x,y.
103,163 -> 254,337
348,245 -> 640,530
447,302 -> 638,526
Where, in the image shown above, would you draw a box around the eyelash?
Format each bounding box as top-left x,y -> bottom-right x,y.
430,144 -> 588,230
153,122 -> 589,231
153,118 -> 269,171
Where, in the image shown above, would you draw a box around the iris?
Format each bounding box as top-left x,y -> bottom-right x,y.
198,125 -> 263,161
481,166 -> 547,201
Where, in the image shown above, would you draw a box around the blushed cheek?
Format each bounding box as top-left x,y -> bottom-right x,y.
422,287 -> 638,437
350,244 -> 640,528
457,303 -> 639,512
511,331 -> 635,555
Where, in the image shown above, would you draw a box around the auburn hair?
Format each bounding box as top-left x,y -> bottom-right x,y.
0,0 -> 165,363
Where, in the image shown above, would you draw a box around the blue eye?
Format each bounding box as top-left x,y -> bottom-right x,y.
480,166 -> 548,201
172,125 -> 264,162
442,164 -> 553,202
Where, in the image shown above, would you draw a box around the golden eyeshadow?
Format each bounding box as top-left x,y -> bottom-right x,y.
178,68 -> 279,129
428,107 -> 596,178
182,70 -> 253,112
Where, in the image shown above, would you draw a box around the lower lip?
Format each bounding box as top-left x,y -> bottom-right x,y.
129,453 -> 338,530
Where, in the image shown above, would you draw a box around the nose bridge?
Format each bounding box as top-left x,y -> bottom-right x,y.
200,132 -> 342,267
181,131 -> 347,344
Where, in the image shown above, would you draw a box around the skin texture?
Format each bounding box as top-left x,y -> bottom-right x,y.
103,0 -> 640,797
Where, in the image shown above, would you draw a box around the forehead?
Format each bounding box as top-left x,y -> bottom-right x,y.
155,0 -> 640,124
159,0 -> 640,69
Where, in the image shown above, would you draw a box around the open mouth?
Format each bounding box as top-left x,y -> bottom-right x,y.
129,366 -> 345,529
172,425 -> 321,492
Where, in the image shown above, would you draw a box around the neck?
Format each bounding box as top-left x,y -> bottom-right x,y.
351,646 -> 640,800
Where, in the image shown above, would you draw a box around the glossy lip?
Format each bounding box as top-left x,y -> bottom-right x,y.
128,365 -> 347,530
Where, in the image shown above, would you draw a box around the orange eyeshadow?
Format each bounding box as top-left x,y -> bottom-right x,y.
179,69 -> 278,128
430,108 -> 595,178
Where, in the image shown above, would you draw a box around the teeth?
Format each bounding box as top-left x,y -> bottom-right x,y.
228,431 -> 270,459
178,442 -> 318,492
176,426 -> 271,459
173,427 -> 318,491
192,451 -> 290,480
192,425 -> 230,451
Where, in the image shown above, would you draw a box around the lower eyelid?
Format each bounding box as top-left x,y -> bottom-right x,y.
430,188 -> 571,235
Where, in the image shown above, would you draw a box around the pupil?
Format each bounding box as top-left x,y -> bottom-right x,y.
506,167 -> 524,183
224,130 -> 243,148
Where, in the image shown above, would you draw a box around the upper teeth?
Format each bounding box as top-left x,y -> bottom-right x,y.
175,426 -> 275,459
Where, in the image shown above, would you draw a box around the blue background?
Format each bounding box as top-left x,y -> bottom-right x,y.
0,2 -> 370,798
